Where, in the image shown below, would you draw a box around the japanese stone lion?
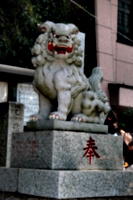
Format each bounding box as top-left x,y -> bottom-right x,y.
31,21 -> 110,123
31,21 -> 89,121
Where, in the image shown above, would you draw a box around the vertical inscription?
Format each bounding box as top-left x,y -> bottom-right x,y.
12,138 -> 39,159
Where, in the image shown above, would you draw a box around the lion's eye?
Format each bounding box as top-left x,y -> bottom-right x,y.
52,32 -> 56,38
67,35 -> 71,39
56,35 -> 60,38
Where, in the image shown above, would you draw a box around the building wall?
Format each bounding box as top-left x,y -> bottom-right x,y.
95,0 -> 133,107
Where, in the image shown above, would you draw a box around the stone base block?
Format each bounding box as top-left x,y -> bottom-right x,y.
0,167 -> 18,192
11,130 -> 123,170
27,120 -> 108,134
1,168 -> 133,199
17,169 -> 133,199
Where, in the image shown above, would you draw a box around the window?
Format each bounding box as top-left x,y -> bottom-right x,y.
117,0 -> 133,46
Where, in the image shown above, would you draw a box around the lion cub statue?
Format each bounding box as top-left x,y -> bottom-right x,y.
31,21 -> 110,124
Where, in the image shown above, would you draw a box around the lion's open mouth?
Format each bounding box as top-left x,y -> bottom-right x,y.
48,41 -> 73,55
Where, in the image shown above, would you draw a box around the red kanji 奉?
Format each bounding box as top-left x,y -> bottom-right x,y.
83,137 -> 101,165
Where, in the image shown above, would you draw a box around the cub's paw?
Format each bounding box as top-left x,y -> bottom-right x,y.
71,114 -> 88,122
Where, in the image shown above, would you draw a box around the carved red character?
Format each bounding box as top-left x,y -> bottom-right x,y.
83,136 -> 101,165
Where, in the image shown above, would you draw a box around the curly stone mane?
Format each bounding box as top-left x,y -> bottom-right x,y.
31,21 -> 83,68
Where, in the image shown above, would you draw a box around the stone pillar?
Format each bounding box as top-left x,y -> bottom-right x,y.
0,102 -> 24,167
78,32 -> 85,71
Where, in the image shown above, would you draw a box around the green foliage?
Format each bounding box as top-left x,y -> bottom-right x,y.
123,107 -> 133,117
0,0 -> 95,69
0,0 -> 38,68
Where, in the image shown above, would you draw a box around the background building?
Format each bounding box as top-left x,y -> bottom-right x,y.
96,0 -> 133,131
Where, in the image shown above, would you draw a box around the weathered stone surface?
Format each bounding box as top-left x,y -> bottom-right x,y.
18,169 -> 59,198
78,32 -> 85,71
1,168 -> 133,199
17,169 -> 133,199
1,192 -> 133,200
0,102 -> 24,167
0,167 -> 18,192
27,120 -> 108,134
11,130 -> 123,170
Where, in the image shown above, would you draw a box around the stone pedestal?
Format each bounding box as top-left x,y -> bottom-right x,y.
17,169 -> 133,199
1,167 -> 133,199
11,130 -> 123,170
27,120 -> 108,133
0,102 -> 24,167
0,120 -> 126,199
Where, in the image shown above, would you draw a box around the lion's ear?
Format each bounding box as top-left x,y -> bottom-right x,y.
74,29 -> 79,35
37,21 -> 54,33
68,24 -> 79,35
37,24 -> 46,32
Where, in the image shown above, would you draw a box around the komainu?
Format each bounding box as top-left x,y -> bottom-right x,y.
31,21 -> 110,124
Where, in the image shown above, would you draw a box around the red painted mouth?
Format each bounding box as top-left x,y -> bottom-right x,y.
48,41 -> 73,55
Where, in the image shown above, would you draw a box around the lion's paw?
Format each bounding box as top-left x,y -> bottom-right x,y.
49,112 -> 66,120
49,114 -> 60,120
30,114 -> 42,121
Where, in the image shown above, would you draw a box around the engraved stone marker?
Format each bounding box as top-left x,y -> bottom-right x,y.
17,83 -> 39,126
0,102 -> 24,167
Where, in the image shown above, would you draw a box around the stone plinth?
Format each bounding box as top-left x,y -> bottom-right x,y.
17,169 -> 133,199
11,130 -> 123,170
27,120 -> 108,133
0,167 -> 18,192
0,102 -> 24,167
0,167 -> 133,199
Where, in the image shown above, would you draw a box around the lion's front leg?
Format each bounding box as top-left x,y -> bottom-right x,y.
49,90 -> 72,120
49,70 -> 72,120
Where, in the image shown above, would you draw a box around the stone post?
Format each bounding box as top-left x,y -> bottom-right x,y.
0,102 -> 24,167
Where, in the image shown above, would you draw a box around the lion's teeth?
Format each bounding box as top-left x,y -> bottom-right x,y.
70,45 -> 72,48
54,51 -> 57,54
53,42 -> 55,46
59,45 -> 66,48
49,42 -> 51,45
65,52 -> 68,55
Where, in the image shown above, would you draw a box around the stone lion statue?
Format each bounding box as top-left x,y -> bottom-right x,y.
31,21 -> 110,124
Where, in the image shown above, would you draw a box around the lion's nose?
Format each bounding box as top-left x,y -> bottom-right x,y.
59,37 -> 68,43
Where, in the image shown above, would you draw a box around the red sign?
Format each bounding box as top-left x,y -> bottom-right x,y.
83,136 -> 101,165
